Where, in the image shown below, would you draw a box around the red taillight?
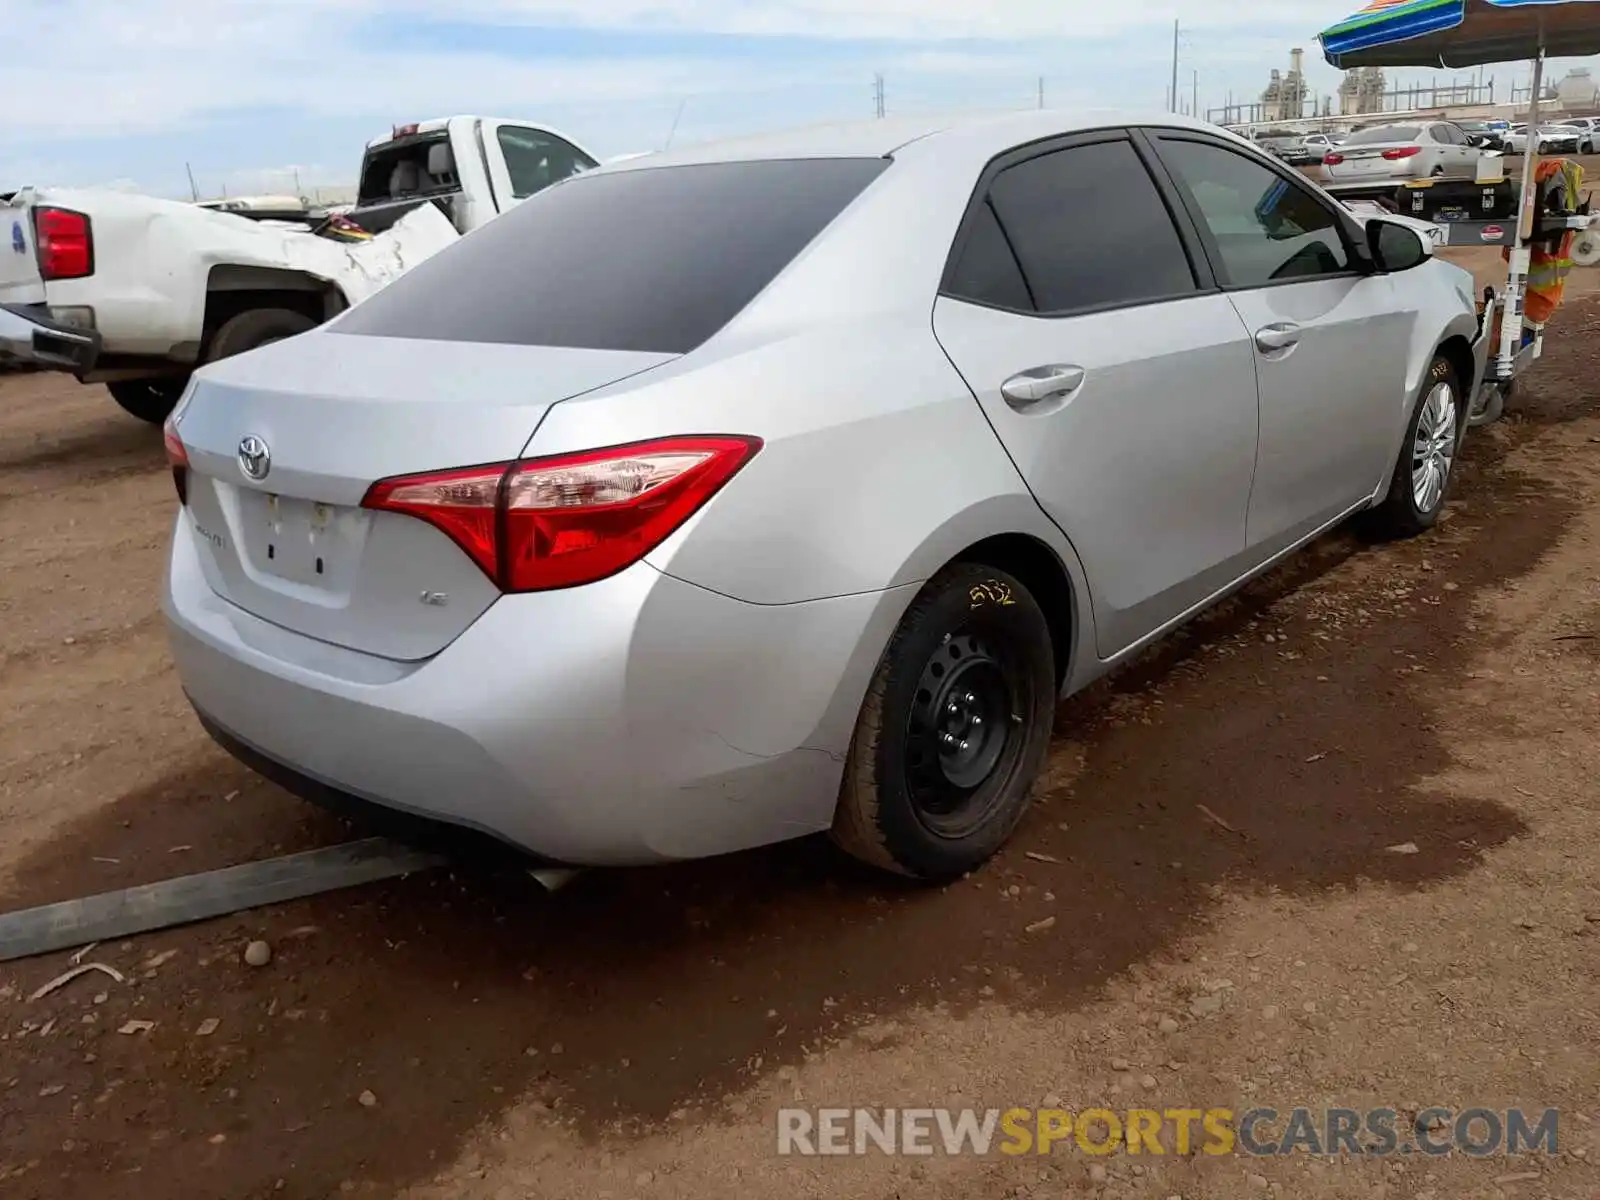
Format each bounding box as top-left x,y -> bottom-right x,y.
32,207 -> 93,280
393,123 -> 420,138
362,435 -> 762,592
1323,152 -> 1345,166
1382,145 -> 1422,160
163,417 -> 189,506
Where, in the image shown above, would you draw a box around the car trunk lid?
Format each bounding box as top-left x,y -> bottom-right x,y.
172,330 -> 676,660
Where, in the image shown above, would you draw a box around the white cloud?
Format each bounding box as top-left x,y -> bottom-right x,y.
2,0 -> 1594,194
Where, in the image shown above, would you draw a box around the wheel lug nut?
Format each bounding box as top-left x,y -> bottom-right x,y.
971,716 -> 983,727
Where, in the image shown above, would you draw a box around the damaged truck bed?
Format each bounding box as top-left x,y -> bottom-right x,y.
0,188 -> 459,422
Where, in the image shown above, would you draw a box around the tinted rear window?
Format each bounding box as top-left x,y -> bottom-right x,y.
333,157 -> 889,354
1344,125 -> 1420,145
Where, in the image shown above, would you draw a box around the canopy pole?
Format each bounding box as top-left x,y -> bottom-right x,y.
1495,44 -> 1546,376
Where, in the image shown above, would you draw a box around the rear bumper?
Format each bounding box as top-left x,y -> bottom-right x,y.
163,512 -> 913,866
0,303 -> 99,372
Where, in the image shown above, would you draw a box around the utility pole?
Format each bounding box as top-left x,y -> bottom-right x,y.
184,162 -> 199,202
1170,19 -> 1180,113
1192,70 -> 1199,120
873,73 -> 886,118
1038,77 -> 1045,110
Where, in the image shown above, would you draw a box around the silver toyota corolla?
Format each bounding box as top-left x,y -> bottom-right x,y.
162,111 -> 1487,881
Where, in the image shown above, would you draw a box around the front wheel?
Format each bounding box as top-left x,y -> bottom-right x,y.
831,563 -> 1056,881
106,377 -> 188,424
1360,353 -> 1464,540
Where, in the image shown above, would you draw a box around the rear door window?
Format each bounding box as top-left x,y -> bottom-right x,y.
943,199 -> 1034,311
960,137 -> 1197,314
333,157 -> 889,355
1154,137 -> 1351,288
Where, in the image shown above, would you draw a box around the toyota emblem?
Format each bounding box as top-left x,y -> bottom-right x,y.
237,435 -> 271,481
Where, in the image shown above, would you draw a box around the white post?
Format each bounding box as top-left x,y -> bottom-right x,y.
1494,45 -> 1545,378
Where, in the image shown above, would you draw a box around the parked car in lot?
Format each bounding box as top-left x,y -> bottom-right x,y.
162,112 -> 1487,881
1257,131 -> 1315,165
1452,119 -> 1505,150
1561,117 -> 1600,152
1301,132 -> 1341,163
1505,123 -> 1589,154
1322,121 -> 1483,191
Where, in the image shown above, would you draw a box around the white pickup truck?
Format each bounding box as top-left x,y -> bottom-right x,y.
0,116 -> 599,423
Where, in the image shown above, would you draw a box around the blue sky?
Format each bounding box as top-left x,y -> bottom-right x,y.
5,0 -> 1596,199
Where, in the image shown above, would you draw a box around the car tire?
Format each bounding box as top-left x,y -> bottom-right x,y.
205,307 -> 317,363
831,562 -> 1056,882
1360,353 -> 1465,540
106,377 -> 189,424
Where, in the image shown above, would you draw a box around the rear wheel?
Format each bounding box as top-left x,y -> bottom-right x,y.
106,377 -> 188,424
205,307 -> 317,362
1361,353 -> 1464,540
831,563 -> 1056,881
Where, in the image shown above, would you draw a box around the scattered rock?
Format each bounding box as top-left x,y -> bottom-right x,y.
1140,1074 -> 1158,1089
1513,917 -> 1538,930
634,1170 -> 655,1186
1088,1163 -> 1108,1184
1262,1005 -> 1279,1020
117,1020 -> 155,1035
1190,994 -> 1224,1017
1302,1001 -> 1317,1014
1385,842 -> 1420,855
1248,1174 -> 1269,1190
358,1090 -> 378,1108
1110,1057 -> 1131,1072
1207,979 -> 1234,992
1402,942 -> 1419,954
141,950 -> 179,971
209,1133 -> 226,1145
39,1083 -> 64,1097
243,941 -> 272,968
195,1018 -> 220,1038
1158,1017 -> 1180,1034
1025,916 -> 1057,934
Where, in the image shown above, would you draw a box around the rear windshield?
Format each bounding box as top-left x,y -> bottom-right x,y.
333,157 -> 890,355
1344,125 -> 1420,145
358,133 -> 456,204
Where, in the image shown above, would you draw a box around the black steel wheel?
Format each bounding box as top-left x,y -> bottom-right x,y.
832,562 -> 1056,881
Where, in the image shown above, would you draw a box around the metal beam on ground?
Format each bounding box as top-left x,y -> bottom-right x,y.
0,838 -> 446,964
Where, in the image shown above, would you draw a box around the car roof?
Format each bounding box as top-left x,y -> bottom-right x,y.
599,109 -> 1231,171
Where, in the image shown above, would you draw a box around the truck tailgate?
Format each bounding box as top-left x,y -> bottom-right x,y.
0,195 -> 46,306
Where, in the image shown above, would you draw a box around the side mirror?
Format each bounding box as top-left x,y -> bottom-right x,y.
1366,217 -> 1431,272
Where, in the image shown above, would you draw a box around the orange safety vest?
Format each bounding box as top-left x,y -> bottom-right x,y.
1503,158 -> 1585,325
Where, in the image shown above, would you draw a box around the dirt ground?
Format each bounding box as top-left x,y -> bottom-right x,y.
2,269 -> 1599,1200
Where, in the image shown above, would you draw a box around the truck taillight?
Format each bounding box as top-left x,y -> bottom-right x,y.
1382,146 -> 1422,160
362,435 -> 762,592
33,207 -> 93,280
163,417 -> 189,506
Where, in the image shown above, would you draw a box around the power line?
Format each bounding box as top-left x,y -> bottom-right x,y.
873,73 -> 886,118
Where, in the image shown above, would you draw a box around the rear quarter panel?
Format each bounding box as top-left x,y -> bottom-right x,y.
522,318 -> 1087,610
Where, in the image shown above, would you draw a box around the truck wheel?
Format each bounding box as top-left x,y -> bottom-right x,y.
106,378 -> 188,425
831,563 -> 1056,882
205,307 -> 317,363
1360,353 -> 1464,540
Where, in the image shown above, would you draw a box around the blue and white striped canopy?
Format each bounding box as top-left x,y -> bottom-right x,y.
1319,0 -> 1600,68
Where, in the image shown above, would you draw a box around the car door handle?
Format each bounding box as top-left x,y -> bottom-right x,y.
1254,323 -> 1302,353
1000,365 -> 1085,408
